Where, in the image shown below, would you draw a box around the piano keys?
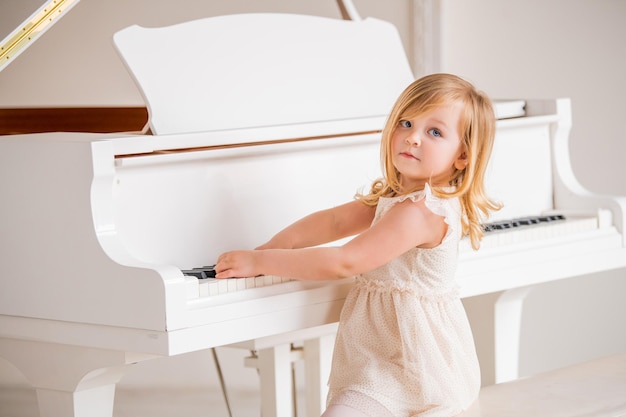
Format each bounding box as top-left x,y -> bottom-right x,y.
181,210 -> 614,301
180,213 -> 597,299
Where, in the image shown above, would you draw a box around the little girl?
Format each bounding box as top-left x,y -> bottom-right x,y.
215,73 -> 501,417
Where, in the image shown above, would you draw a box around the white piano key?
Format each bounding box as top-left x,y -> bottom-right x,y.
255,276 -> 266,288
208,280 -> 220,297
198,278 -> 219,297
198,280 -> 210,297
192,274 -> 299,299
218,279 -> 229,294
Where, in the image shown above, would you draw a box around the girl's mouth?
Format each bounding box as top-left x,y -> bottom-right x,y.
400,151 -> 419,160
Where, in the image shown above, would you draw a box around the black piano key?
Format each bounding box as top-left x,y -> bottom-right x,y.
494,221 -> 514,230
482,214 -> 566,233
182,270 -> 207,279
182,265 -> 216,279
201,266 -> 217,278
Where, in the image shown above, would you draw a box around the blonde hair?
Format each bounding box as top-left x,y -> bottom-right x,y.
357,73 -> 502,249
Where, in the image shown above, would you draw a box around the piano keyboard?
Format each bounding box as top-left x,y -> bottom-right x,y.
464,214 -> 599,251
183,266 -> 294,300
482,214 -> 566,232
183,214 -> 601,300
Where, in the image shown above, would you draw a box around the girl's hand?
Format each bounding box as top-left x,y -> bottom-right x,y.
214,250 -> 259,279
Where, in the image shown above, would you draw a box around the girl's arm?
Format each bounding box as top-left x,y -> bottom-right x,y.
256,200 -> 375,250
215,198 -> 447,280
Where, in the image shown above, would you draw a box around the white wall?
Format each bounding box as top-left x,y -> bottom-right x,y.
0,0 -> 624,399
440,0 -> 626,196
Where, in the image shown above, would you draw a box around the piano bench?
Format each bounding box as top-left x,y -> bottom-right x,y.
459,353 -> 626,417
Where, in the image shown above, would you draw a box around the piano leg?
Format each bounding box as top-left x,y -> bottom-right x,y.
236,323 -> 338,417
0,338 -> 154,417
245,343 -> 296,417
35,385 -> 117,417
243,336 -> 334,417
493,286 -> 534,383
259,344 -> 297,417
303,333 -> 334,417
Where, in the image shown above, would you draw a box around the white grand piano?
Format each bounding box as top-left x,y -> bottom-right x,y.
1,1 -> 625,417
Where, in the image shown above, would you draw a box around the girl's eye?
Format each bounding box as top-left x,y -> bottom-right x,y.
428,128 -> 442,137
399,120 -> 412,128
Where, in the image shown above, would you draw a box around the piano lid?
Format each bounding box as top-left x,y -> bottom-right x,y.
0,0 -> 81,72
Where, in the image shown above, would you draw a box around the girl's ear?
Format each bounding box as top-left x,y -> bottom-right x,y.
454,151 -> 468,170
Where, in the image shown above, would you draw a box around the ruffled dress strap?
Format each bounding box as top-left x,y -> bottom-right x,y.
389,183 -> 461,239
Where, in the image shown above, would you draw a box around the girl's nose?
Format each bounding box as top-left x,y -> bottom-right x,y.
405,134 -> 421,147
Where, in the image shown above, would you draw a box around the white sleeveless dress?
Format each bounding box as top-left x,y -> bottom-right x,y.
326,185 -> 480,417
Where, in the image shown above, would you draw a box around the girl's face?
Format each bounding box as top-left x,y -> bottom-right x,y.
390,102 -> 467,191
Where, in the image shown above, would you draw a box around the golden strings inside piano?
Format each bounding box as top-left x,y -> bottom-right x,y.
1,1 -> 625,417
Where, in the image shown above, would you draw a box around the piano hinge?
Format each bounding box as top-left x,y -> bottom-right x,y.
0,0 -> 80,71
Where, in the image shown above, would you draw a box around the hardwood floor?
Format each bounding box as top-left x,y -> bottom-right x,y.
0,386 -> 264,417
0,350 -> 309,417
